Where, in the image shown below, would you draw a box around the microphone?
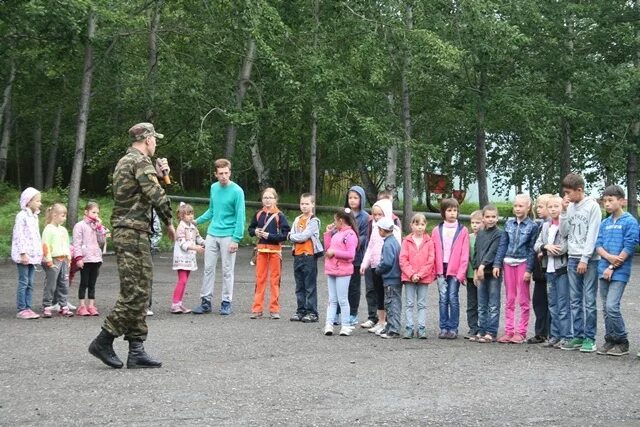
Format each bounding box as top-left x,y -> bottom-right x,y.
162,170 -> 171,185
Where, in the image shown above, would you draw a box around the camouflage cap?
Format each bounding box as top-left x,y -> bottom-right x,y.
128,122 -> 164,142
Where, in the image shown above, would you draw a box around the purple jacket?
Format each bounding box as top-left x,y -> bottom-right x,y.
323,226 -> 358,276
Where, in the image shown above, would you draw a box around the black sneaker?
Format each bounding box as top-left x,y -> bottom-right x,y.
607,344 -> 629,356
597,340 -> 615,355
527,335 -> 546,344
301,313 -> 319,323
290,313 -> 304,322
607,340 -> 629,356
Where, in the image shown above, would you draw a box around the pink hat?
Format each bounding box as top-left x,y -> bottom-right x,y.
20,187 -> 40,211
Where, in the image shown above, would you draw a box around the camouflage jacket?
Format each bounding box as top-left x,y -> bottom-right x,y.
110,147 -> 172,233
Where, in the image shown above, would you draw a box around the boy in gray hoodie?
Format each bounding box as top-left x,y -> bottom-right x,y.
559,173 -> 602,353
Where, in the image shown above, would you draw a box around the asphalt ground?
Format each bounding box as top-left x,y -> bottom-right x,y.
1,248 -> 640,426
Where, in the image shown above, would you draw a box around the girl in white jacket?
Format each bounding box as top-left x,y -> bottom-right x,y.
171,203 -> 205,313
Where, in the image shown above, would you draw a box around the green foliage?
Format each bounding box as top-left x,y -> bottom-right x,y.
1,0 -> 639,208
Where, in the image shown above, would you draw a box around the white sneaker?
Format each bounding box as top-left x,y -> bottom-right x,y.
339,326 -> 354,336
323,325 -> 334,336
146,309 -> 154,316
368,323 -> 384,334
66,302 -> 77,310
50,303 -> 61,312
376,323 -> 388,336
360,320 -> 375,329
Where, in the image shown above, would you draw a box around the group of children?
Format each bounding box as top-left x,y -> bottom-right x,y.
13,188 -> 108,320
12,172 -> 640,358
235,174 -> 639,358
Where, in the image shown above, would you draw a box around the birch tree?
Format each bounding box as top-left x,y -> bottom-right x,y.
68,8 -> 96,226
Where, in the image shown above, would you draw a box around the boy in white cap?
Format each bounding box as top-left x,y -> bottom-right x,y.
375,216 -> 402,338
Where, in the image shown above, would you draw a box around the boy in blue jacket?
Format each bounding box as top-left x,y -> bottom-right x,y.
595,185 -> 639,357
375,217 -> 402,339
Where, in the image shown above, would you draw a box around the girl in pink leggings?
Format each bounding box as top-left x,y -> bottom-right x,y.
492,194 -> 538,344
171,203 -> 205,313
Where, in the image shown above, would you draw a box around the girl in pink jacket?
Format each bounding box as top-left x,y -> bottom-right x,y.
72,201 -> 109,316
323,208 -> 358,337
432,198 -> 470,339
399,213 -> 436,339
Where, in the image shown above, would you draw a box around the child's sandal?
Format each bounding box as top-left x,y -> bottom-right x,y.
468,334 -> 481,342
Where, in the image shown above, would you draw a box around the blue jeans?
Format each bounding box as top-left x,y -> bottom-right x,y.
293,255 -> 318,315
477,275 -> 501,336
546,272 -> 571,340
384,284 -> 402,333
437,276 -> 460,332
16,264 -> 36,311
567,258 -> 598,340
599,279 -> 627,340
404,283 -> 427,330
326,275 -> 350,327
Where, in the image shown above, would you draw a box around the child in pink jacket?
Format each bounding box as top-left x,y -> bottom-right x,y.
72,201 -> 109,316
323,208 -> 358,337
432,198 -> 470,339
399,213 -> 436,339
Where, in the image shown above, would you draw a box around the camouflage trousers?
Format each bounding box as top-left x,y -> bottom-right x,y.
103,228 -> 152,341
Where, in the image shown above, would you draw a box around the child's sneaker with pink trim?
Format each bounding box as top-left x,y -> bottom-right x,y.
16,309 -> 39,319
42,306 -> 53,318
497,334 -> 513,344
87,306 -> 99,316
172,303 -> 190,314
76,306 -> 90,316
59,306 -> 74,317
27,309 -> 41,319
510,333 -> 526,344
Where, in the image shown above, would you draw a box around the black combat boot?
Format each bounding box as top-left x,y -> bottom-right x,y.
126,340 -> 162,369
88,329 -> 124,368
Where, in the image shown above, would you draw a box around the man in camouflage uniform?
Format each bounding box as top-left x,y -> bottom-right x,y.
89,122 -> 175,369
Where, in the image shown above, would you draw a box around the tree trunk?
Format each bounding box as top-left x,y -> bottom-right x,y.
628,12 -> 639,219
33,121 -> 43,189
310,111 -> 318,196
68,9 -> 96,227
224,38 -> 256,160
386,93 -> 398,198
475,69 -> 489,208
358,163 -> 377,205
626,131 -> 637,218
400,3 -> 414,232
249,134 -> 269,189
44,105 -> 62,190
146,0 -> 164,122
0,92 -> 12,182
0,59 -> 16,123
309,0 -> 320,197
560,14 -> 574,187
559,91 -> 572,183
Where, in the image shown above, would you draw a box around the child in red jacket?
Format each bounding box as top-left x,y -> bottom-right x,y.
399,213 -> 436,339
